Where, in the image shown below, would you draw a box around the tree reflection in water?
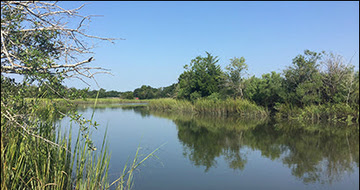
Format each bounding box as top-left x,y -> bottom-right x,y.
138,108 -> 359,185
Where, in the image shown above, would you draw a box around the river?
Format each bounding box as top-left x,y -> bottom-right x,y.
59,105 -> 359,190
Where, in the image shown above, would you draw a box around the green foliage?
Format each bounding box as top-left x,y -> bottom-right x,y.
224,57 -> 248,98
120,91 -> 135,99
147,98 -> 195,113
148,98 -> 268,118
1,98 -> 110,189
206,92 -> 222,101
244,72 -> 284,110
349,71 -> 359,110
320,53 -> 357,105
190,91 -> 202,102
274,103 -> 359,123
158,83 -> 177,98
133,85 -> 158,99
142,49 -> 359,123
283,50 -> 323,107
177,52 -> 224,99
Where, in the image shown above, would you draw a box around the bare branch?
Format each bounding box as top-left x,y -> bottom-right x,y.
1,1 -> 121,80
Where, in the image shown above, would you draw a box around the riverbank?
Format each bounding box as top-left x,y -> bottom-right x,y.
31,98 -> 358,124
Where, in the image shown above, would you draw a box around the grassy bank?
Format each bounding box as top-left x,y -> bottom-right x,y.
31,97 -> 358,124
147,98 -> 269,118
275,103 -> 359,124
53,98 -> 148,104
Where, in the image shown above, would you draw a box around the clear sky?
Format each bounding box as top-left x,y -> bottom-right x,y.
58,1 -> 359,92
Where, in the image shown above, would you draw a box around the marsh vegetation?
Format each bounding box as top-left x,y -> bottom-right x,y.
1,1 -> 358,190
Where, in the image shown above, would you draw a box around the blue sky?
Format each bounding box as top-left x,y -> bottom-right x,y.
59,1 -> 359,92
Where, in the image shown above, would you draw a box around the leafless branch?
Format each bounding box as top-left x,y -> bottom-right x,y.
1,1 -> 122,80
1,1 -> 120,149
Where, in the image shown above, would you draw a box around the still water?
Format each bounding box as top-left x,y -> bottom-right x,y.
60,106 -> 359,190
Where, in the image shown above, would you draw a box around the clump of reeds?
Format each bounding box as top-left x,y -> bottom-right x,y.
148,98 -> 194,113
1,117 -> 111,190
148,98 -> 268,118
69,98 -> 146,105
194,98 -> 267,117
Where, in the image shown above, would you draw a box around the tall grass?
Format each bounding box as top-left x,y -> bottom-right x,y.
2,97 -> 159,190
194,98 -> 267,117
1,119 -> 160,190
274,103 -> 359,124
148,98 -> 268,118
65,98 -> 147,105
26,97 -> 149,105
147,98 -> 194,113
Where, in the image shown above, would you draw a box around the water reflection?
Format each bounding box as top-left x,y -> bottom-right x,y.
133,108 -> 359,185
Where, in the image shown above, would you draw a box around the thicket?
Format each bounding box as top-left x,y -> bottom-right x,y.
160,51 -> 358,123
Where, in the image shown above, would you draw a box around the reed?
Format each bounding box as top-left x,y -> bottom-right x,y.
274,103 -> 359,124
1,120 -> 159,190
2,97 -> 159,190
69,98 -> 147,105
147,98 -> 268,118
147,98 -> 194,113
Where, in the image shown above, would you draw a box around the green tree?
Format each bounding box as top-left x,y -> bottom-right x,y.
243,75 -> 261,101
282,50 -> 323,107
177,52 -> 224,99
348,71 -> 359,110
105,90 -> 120,97
158,83 -> 178,98
120,91 -> 134,99
224,57 -> 248,99
97,88 -> 107,98
133,85 -> 158,99
253,72 -> 284,110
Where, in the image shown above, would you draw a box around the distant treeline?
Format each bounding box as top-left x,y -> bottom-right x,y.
23,50 -> 359,122
22,83 -> 177,99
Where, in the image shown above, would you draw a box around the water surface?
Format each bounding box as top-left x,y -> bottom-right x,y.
60,106 -> 359,190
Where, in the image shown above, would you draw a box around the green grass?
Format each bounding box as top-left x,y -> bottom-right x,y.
1,121 -> 159,190
66,98 -> 148,105
147,98 -> 268,118
2,97 -> 159,190
26,97 -> 148,104
274,103 -> 359,124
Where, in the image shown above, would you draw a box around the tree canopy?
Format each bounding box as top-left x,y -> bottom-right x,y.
177,52 -> 224,100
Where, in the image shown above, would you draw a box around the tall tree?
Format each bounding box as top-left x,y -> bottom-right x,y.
224,57 -> 248,99
177,52 -> 224,100
283,50 -> 323,107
